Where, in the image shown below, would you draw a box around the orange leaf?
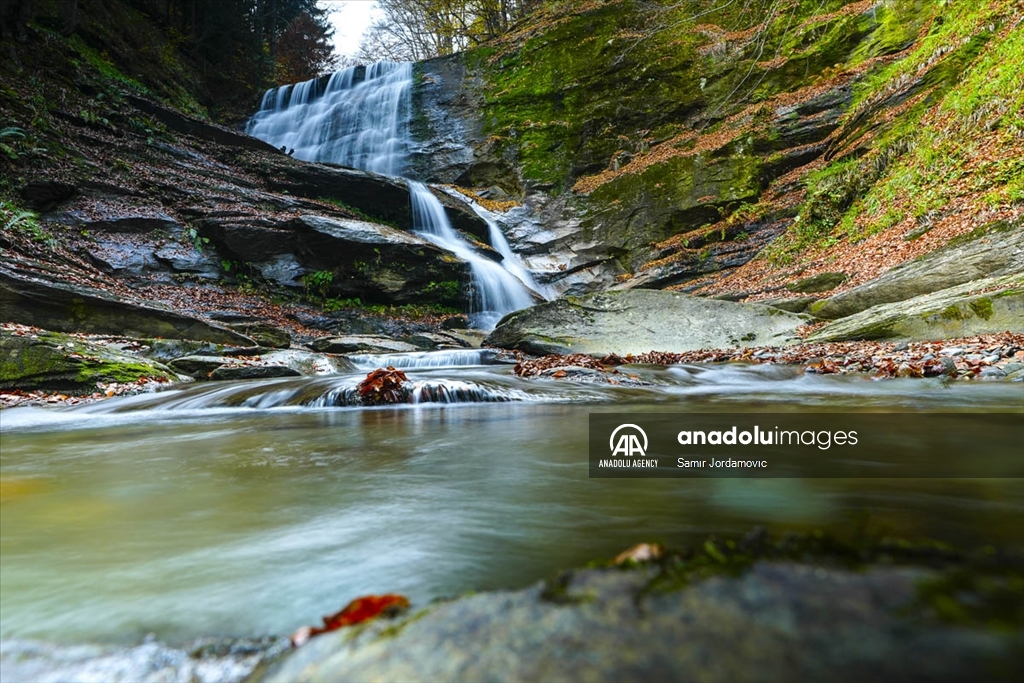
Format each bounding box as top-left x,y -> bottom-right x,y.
290,594 -> 410,647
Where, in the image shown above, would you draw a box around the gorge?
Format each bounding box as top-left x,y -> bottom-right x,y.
1,1 -> 1022,681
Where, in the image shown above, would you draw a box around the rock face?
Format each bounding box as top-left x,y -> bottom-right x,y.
250,155 -> 490,242
0,329 -> 176,391
485,290 -> 806,356
259,562 -> 1022,683
810,222 -> 1024,319
407,4 -> 872,295
199,214 -> 471,305
0,269 -> 255,346
807,274 -> 1024,342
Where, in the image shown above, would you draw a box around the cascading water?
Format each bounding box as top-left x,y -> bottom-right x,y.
247,62 -> 541,327
247,61 -> 411,174
408,181 -> 534,328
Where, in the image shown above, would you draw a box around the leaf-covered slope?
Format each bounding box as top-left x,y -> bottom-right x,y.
462,0 -> 1023,299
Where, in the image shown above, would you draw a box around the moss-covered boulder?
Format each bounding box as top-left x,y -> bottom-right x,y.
806,275 -> 1024,343
0,329 -> 176,393
810,222 -> 1024,320
260,560 -> 1022,683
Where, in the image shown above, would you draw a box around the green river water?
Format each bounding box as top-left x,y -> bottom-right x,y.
1,360 -> 1022,647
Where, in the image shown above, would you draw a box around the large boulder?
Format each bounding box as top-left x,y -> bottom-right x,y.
0,268 -> 254,346
810,221 -> 1024,320
806,274 -> 1024,343
259,561 -> 1020,683
0,329 -> 176,392
485,290 -> 807,356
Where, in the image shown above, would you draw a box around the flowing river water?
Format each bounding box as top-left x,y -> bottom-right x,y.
2,357 -> 1023,646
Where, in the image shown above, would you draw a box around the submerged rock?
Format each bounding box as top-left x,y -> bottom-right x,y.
0,636 -> 286,683
485,290 -> 807,356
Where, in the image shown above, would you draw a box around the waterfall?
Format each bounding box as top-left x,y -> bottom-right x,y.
247,62 -> 543,327
408,181 -> 535,328
247,62 -> 411,175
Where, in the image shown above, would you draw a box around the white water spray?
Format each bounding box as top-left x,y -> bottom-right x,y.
247,62 -> 543,327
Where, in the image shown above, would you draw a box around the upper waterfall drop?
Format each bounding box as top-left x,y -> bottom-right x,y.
247,62 -> 412,175
246,62 -> 541,328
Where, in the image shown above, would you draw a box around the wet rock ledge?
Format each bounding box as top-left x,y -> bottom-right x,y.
259,536 -> 1024,683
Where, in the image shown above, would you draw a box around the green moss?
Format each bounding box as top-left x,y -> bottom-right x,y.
540,570 -> 595,605
969,297 -> 994,320
0,331 -> 173,393
377,608 -> 432,639
913,570 -> 1024,630
940,304 -> 969,321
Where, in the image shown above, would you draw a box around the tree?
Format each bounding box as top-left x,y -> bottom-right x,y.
276,11 -> 339,82
357,0 -> 540,63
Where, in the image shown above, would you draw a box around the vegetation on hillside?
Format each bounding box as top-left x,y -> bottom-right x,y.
462,0 -> 1022,298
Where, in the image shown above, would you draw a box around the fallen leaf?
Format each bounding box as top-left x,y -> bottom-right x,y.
614,542 -> 665,565
290,594 -> 410,648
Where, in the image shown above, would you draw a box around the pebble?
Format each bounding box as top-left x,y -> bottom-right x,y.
940,347 -> 964,356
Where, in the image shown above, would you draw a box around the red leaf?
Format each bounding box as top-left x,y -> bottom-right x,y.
290,594 -> 410,647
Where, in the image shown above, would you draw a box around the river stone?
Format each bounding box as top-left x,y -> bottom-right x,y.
806,274 -> 1024,343
227,323 -> 291,349
258,562 -> 1021,683
810,220 -> 1024,319
308,335 -> 420,354
209,365 -> 302,381
168,355 -> 232,377
0,268 -> 255,346
485,290 -> 807,356
142,340 -> 230,362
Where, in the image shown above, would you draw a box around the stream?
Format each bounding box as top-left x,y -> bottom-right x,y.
2,356 -> 1022,649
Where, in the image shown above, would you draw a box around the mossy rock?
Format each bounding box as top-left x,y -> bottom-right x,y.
0,329 -> 176,393
786,272 -> 849,293
807,274 -> 1024,342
